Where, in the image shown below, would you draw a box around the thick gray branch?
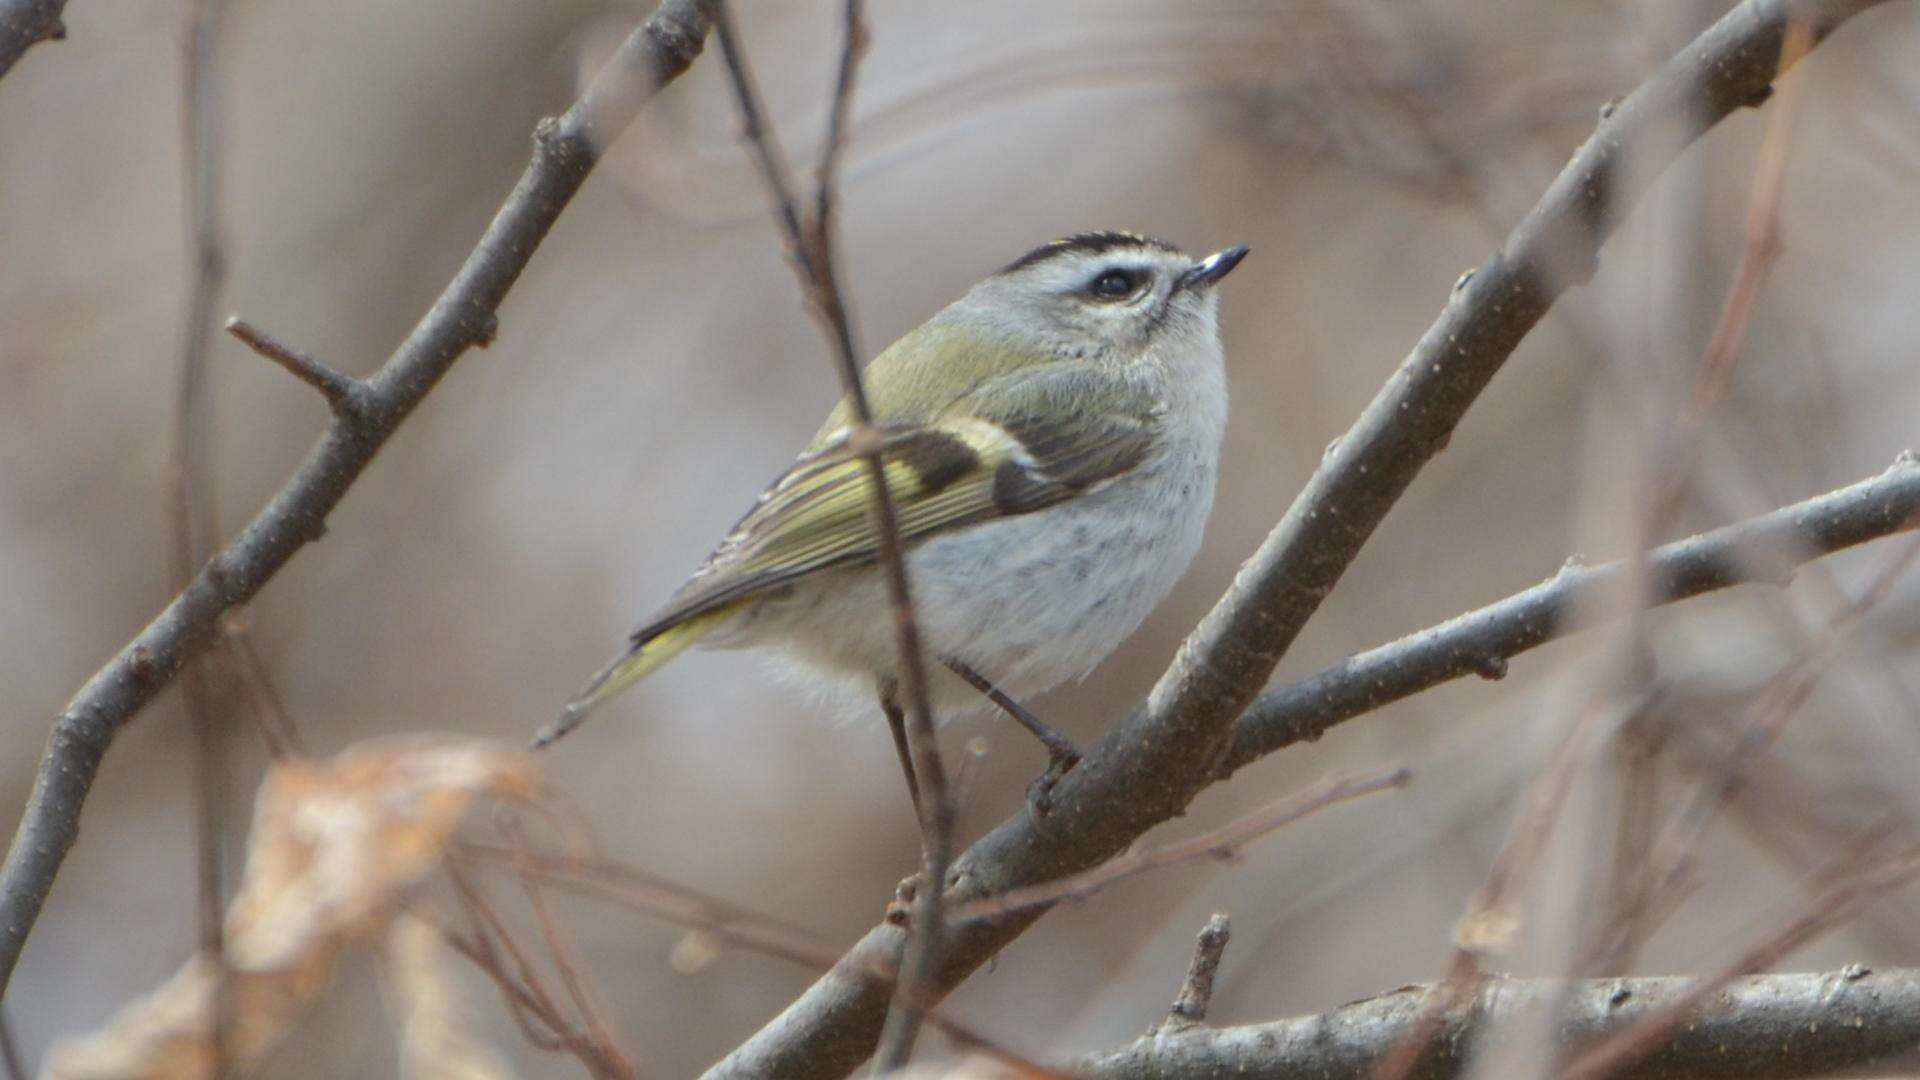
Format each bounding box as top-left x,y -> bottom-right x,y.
0,0 -> 66,82
703,2 -> 1896,1074
0,0 -> 718,998
1078,966 -> 1920,1079
1224,453 -> 1920,771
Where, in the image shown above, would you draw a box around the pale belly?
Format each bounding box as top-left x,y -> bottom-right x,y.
709,448 -> 1217,717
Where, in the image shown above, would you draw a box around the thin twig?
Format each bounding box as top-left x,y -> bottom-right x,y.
1640,15 -> 1815,551
498,821 -> 636,1076
214,611 -> 302,759
704,6 -> 1892,1073
443,864 -> 632,1079
1680,16 -> 1814,428
1587,532 -> 1920,973
708,1 -> 952,1068
1373,686 -> 1651,1080
0,0 -> 721,997
439,926 -> 582,1057
1588,715 -> 1668,977
452,843 -> 1068,1077
953,767 -> 1410,925
1552,24 -> 1823,995
1386,689 -> 1651,1080
458,842 -> 844,971
224,317 -> 362,413
438,882 -> 573,1056
1165,914 -> 1231,1027
447,866 -> 572,1041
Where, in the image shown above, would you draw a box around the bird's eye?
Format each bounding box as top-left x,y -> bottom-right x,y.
1088,268 -> 1142,300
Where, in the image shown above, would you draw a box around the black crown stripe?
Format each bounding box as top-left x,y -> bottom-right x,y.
997,231 -> 1181,275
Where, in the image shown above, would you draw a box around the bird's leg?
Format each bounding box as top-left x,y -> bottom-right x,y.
880,679 -> 929,924
943,658 -> 1081,809
878,679 -> 923,820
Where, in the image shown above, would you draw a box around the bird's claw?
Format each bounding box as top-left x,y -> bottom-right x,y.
1025,747 -> 1082,816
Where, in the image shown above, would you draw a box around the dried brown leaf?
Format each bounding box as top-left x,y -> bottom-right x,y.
43,738 -> 541,1079
227,737 -> 540,969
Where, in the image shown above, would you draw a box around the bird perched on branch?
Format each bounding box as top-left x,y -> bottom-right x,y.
538,231 -> 1247,807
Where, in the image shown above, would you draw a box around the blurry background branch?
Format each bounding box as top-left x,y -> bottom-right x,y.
704,1 -> 1893,1074
0,0 -> 66,82
706,2 -> 958,1065
0,0 -> 719,1000
166,0 -> 236,1067
1077,966 -> 1920,1079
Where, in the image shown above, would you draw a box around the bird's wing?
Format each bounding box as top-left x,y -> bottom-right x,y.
633,365 -> 1163,644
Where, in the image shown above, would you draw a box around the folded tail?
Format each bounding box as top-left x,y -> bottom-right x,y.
532,608 -> 731,748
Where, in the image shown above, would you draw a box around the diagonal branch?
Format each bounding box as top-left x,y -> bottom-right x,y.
1076,966 -> 1920,1079
0,0 -> 720,1000
702,2 -> 1895,1074
1222,453 -> 1920,772
950,767 -> 1410,925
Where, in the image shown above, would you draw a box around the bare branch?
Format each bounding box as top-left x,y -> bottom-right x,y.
703,4 -> 1895,1074
0,0 -> 67,83
950,767 -> 1410,925
1562,845 -> 1920,1080
1223,454 -> 1920,772
0,0 -> 720,998
1077,966 -> 1920,1079
224,317 -> 363,415
453,843 -> 1070,1077
1165,915 -> 1231,1029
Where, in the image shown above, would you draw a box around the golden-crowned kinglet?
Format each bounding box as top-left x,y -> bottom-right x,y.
538,231 -> 1247,791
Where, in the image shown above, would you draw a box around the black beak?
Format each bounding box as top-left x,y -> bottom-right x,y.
1176,245 -> 1251,291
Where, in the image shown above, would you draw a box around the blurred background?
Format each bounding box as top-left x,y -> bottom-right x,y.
3,0 -> 1920,1074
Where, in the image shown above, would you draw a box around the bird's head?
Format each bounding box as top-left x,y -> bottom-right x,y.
955,231 -> 1249,363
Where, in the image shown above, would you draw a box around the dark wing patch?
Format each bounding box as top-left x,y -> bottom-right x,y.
628,424 -> 1014,646
961,363 -> 1164,515
989,410 -> 1156,514
893,428 -> 979,493
999,231 -> 1183,275
996,411 -> 1154,488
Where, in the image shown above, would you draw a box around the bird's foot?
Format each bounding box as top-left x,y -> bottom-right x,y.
1024,745 -> 1083,816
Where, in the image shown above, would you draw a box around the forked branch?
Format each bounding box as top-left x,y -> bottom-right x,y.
703,3 -> 1897,1074
0,0 -> 721,998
